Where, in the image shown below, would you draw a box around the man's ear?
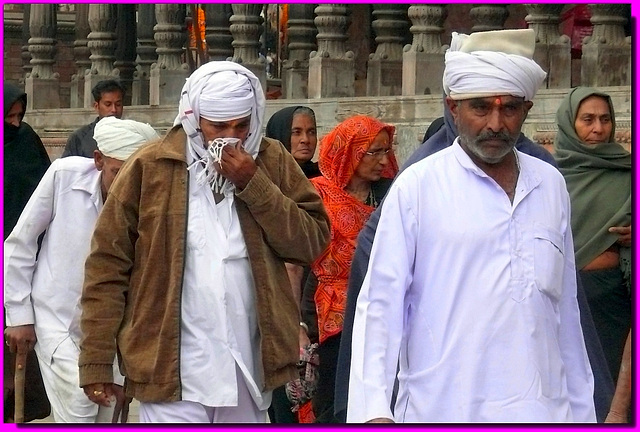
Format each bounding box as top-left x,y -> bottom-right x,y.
93,100 -> 100,113
522,101 -> 534,121
445,97 -> 458,120
94,150 -> 104,171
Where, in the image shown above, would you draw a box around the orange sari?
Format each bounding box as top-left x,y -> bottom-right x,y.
311,115 -> 398,344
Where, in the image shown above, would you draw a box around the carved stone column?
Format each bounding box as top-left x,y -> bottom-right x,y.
282,4 -> 317,99
229,4 -> 267,91
524,4 -> 570,89
25,4 -> 60,109
21,4 -> 32,77
84,4 -> 118,108
402,5 -> 447,96
308,4 -> 355,98
150,4 -> 189,106
132,4 -> 157,105
470,4 -> 508,32
69,4 -> 91,107
581,4 -> 631,86
114,4 -> 137,105
367,5 -> 408,96
205,4 -> 233,61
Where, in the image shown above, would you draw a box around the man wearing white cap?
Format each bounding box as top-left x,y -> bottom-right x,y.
347,29 -> 596,423
4,117 -> 158,422
78,61 -> 330,423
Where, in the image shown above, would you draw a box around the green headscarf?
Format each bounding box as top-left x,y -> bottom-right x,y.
554,87 -> 631,270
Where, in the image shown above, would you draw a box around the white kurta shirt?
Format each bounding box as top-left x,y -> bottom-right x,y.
348,140 -> 596,423
180,154 -> 270,410
4,157 -> 123,384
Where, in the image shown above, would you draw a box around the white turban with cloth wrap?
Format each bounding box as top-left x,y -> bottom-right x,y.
443,29 -> 547,101
174,61 -> 265,193
93,116 -> 159,161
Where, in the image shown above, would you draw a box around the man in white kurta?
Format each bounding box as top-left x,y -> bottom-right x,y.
347,29 -> 596,423
4,117 -> 158,422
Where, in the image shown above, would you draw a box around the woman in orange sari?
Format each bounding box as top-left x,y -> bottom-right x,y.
309,115 -> 398,422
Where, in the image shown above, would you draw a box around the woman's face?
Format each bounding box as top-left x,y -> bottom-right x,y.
290,113 -> 317,164
574,95 -> 613,145
354,129 -> 391,183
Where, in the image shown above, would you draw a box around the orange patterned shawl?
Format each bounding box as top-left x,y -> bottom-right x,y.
311,115 -> 398,343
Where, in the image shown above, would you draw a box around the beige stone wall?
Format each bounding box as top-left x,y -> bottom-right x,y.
26,86 -> 632,164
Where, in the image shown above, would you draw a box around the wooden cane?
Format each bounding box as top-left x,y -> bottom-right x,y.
14,351 -> 27,423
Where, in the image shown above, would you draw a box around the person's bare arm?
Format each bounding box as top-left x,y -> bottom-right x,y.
605,331 -> 632,423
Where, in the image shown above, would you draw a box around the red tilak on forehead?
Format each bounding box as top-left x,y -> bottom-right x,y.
494,97 -> 502,106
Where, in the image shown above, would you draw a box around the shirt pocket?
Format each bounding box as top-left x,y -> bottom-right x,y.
533,224 -> 565,301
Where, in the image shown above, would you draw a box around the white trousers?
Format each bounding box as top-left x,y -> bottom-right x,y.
37,336 -> 115,423
139,367 -> 268,423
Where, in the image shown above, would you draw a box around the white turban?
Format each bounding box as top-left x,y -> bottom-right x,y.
94,116 -> 159,161
443,29 -> 547,101
174,61 -> 265,193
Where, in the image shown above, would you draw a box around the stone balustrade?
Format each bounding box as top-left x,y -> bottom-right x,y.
25,85 -> 632,164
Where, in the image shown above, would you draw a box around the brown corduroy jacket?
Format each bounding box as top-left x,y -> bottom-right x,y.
78,126 -> 330,402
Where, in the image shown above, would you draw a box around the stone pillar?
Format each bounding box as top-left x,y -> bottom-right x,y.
20,4 -> 32,77
70,4 -> 91,108
114,4 -> 137,105
149,4 -> 189,106
229,4 -> 267,91
84,4 -> 118,108
205,4 -> 233,61
367,5 -> 408,96
308,4 -> 355,98
402,5 -> 447,96
470,4 -> 509,32
25,4 -> 60,109
282,4 -> 317,99
524,4 -> 571,89
132,5 -> 157,105
581,4 -> 631,86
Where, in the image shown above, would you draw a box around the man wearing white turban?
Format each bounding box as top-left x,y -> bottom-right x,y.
4,117 -> 158,423
347,29 -> 596,423
77,61 -> 331,423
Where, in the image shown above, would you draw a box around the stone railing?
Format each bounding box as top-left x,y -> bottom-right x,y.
26,86 -> 632,164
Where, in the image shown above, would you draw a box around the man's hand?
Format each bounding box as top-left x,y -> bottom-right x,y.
4,325 -> 36,354
214,141 -> 257,190
83,382 -> 119,408
366,417 -> 395,423
609,225 -> 631,247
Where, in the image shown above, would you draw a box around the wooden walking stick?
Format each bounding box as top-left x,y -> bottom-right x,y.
14,350 -> 27,423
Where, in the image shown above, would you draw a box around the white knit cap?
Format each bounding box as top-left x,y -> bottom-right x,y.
94,116 -> 159,161
443,29 -> 547,101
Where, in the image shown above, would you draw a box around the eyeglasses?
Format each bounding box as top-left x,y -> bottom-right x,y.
364,148 -> 391,158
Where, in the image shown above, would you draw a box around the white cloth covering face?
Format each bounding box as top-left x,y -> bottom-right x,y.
443,29 -> 547,101
4,157 -> 125,421
93,116 -> 158,161
174,61 -> 266,194
178,154 -> 271,413
347,140 -> 596,423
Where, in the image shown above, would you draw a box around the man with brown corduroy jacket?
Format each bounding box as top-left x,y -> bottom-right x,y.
78,61 -> 330,423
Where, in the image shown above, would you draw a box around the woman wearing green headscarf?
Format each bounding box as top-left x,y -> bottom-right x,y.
554,87 -> 631,388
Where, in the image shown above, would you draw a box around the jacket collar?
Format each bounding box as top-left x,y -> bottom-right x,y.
155,125 -> 188,163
